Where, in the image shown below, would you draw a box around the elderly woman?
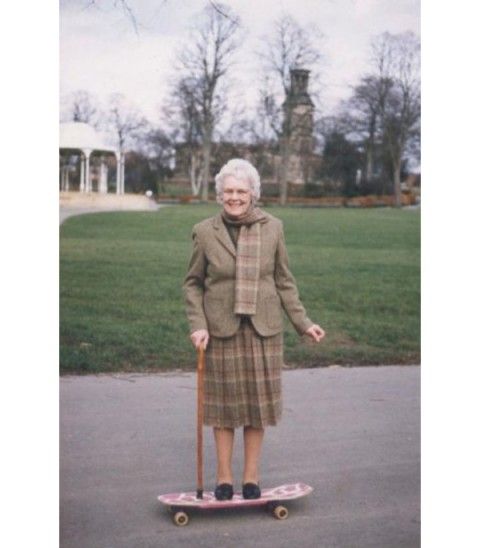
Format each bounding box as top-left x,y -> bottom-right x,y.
183,158 -> 325,501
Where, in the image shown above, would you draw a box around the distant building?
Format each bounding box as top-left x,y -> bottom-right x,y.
281,68 -> 316,184
173,69 -> 321,188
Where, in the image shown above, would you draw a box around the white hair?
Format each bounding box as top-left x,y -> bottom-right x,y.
214,158 -> 261,204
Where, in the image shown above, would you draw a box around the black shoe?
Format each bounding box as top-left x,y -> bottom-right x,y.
214,483 -> 234,500
242,482 -> 261,499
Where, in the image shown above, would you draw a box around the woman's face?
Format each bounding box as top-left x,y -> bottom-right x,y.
222,175 -> 252,218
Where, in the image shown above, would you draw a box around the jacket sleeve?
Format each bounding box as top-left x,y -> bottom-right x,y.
274,222 -> 314,336
182,227 -> 208,333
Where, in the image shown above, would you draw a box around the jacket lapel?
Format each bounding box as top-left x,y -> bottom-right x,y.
213,213 -> 236,258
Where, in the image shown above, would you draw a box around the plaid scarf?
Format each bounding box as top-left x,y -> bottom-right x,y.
222,206 -> 267,316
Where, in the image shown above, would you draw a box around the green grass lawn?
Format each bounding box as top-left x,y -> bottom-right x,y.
60,205 -> 420,373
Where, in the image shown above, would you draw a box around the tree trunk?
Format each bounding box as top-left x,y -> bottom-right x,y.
364,114 -> 377,187
190,158 -> 196,195
393,161 -> 402,208
190,154 -> 200,196
365,146 -> 373,185
279,137 -> 290,206
201,136 -> 211,202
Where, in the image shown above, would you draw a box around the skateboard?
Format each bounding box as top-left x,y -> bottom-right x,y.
158,482 -> 313,526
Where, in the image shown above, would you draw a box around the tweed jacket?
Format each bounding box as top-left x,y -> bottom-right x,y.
183,210 -> 314,338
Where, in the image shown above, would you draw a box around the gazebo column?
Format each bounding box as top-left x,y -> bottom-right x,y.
82,148 -> 93,192
99,156 -> 108,194
115,151 -> 125,195
60,124 -> 118,193
60,166 -> 70,191
80,154 -> 85,192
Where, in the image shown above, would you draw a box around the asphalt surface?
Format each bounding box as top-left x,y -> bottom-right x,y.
60,366 -> 420,548
59,207 -> 120,224
59,203 -> 164,224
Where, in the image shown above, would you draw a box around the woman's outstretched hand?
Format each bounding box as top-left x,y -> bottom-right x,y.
305,324 -> 326,343
190,329 -> 210,350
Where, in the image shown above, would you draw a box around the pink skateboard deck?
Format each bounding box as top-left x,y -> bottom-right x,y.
158,483 -> 313,525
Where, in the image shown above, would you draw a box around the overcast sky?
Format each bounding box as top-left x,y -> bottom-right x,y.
60,0 -> 420,124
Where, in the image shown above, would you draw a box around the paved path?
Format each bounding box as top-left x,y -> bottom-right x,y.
60,203 -> 167,224
60,207 -> 116,224
60,366 -> 420,548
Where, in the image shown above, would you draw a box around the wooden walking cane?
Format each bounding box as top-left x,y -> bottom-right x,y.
196,346 -> 205,499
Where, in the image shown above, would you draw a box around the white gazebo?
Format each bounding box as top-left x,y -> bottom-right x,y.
59,122 -> 125,194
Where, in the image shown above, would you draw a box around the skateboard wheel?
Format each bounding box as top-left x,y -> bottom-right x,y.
273,505 -> 289,520
173,511 -> 189,526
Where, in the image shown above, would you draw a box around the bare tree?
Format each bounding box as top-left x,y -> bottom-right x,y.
95,93 -> 147,193
105,92 -> 147,153
63,89 -> 100,126
257,15 -> 324,205
80,0 -> 140,32
339,32 -> 420,203
138,124 -> 175,189
82,0 -> 234,32
163,76 -> 204,195
261,16 -> 323,93
341,74 -> 393,190
371,32 -> 420,207
173,2 -> 240,201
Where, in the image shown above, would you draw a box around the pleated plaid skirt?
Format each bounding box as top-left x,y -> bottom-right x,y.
204,317 -> 283,429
